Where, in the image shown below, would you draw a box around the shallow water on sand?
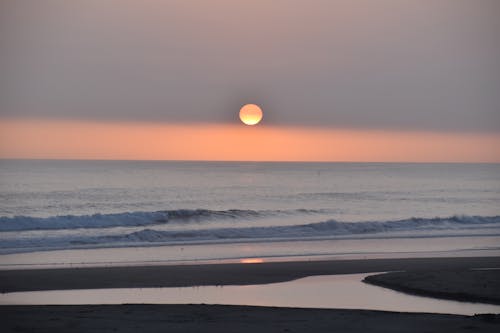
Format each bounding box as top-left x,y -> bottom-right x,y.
1,273 -> 499,316
1,236 -> 499,270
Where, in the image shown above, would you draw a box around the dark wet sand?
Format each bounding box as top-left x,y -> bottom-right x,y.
1,256 -> 499,292
364,269 -> 500,305
1,304 -> 499,333
1,256 -> 500,332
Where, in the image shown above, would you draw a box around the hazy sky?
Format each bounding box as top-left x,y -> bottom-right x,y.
1,0 -> 499,132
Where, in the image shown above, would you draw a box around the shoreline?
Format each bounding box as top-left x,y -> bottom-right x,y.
1,256 -> 499,293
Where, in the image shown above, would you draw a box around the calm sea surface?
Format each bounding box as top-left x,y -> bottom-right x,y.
0,160 -> 499,266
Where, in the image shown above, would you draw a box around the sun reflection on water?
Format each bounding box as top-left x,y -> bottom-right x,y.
240,258 -> 264,264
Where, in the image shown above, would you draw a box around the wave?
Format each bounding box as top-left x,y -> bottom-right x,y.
2,215 -> 499,255
105,215 -> 500,243
0,208 -> 326,232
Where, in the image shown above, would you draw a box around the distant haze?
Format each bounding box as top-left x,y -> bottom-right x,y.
1,0 -> 499,132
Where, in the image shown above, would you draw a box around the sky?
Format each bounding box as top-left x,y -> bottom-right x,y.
1,0 -> 499,162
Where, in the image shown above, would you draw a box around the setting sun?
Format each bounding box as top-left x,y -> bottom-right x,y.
239,104 -> 263,125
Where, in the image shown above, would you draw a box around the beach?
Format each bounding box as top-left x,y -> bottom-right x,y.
2,304 -> 500,333
365,269 -> 500,305
2,256 -> 499,292
2,256 -> 500,332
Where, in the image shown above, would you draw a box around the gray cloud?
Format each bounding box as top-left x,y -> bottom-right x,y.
1,0 -> 499,132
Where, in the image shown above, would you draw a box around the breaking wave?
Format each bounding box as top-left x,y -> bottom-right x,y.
0,208 -> 326,232
1,215 -> 499,254
106,215 -> 500,243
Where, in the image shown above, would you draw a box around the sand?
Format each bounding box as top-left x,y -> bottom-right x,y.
364,270 -> 500,305
0,304 -> 499,333
1,256 -> 499,292
1,256 -> 500,332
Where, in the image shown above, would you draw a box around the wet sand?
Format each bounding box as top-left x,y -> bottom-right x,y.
364,269 -> 500,305
1,256 -> 499,292
1,256 -> 500,332
1,304 -> 500,333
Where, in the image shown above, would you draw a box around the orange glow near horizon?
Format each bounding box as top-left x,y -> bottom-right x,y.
0,119 -> 499,163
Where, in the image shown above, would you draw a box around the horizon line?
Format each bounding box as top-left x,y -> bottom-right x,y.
1,158 -> 498,165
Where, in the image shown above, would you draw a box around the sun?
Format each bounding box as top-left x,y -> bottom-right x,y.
239,104 -> 263,125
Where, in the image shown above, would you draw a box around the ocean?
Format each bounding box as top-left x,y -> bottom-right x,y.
1,160 -> 499,267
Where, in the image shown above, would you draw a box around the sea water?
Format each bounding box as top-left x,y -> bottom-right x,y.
0,160 -> 499,267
